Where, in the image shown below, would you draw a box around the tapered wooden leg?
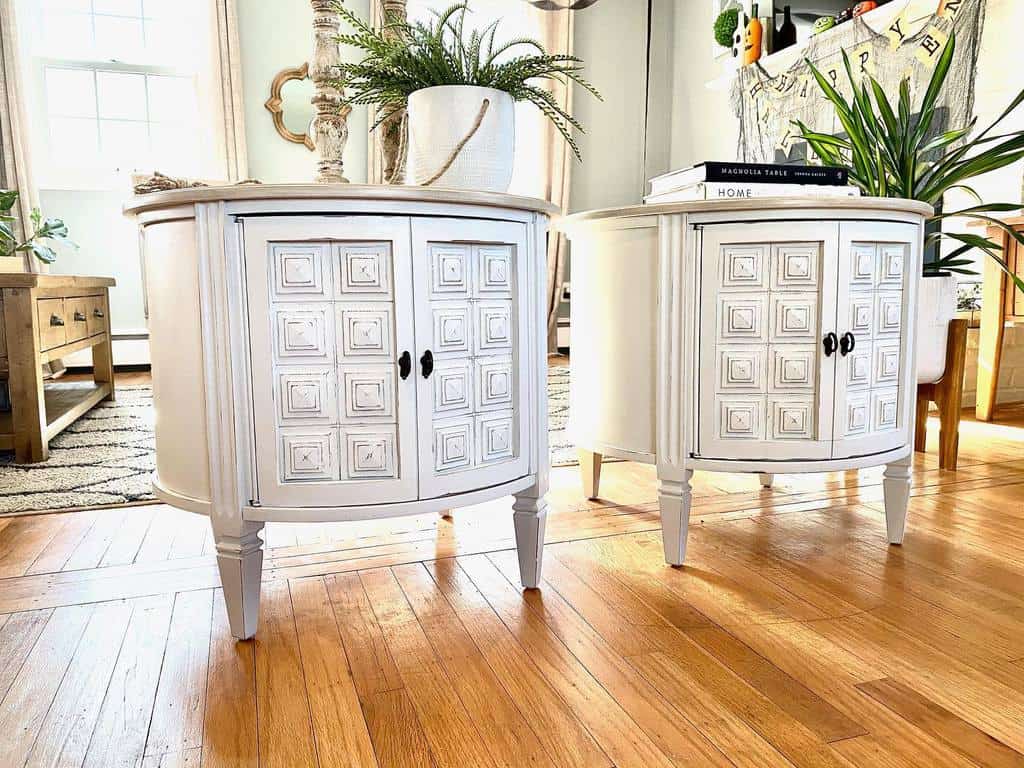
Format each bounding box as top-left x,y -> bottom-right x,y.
579,449 -> 603,500
976,252 -> 1006,421
92,291 -> 115,402
758,472 -> 774,488
659,470 -> 693,566
512,493 -> 548,589
914,389 -> 930,453
935,319 -> 968,471
213,519 -> 265,639
882,455 -> 911,545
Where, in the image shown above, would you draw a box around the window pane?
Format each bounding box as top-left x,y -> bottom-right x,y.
146,75 -> 195,122
46,68 -> 96,119
50,117 -> 100,166
97,71 -> 147,120
142,0 -> 175,16
94,15 -> 145,60
43,12 -> 94,58
42,0 -> 91,12
94,0 -> 142,14
150,122 -> 200,176
99,119 -> 150,171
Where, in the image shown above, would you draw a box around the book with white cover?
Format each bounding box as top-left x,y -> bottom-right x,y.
645,182 -> 860,204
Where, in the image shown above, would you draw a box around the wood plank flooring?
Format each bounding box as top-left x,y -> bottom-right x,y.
0,403 -> 1022,767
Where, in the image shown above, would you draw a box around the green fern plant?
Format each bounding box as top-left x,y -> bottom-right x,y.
328,2 -> 601,161
0,189 -> 75,265
793,33 -> 1024,293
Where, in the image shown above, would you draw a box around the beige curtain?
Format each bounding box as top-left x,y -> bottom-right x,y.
213,0 -> 249,180
0,0 -> 38,272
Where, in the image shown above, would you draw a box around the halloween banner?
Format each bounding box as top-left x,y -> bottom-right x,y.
732,0 -> 986,164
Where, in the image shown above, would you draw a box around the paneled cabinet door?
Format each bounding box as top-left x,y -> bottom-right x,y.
243,216 -> 419,508
696,221 -> 839,461
411,218 -> 532,498
832,221 -> 919,459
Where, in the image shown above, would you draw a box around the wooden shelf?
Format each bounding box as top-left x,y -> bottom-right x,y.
0,381 -> 112,449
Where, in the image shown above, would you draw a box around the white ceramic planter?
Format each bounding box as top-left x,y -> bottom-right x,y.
916,273 -> 958,384
406,85 -> 515,193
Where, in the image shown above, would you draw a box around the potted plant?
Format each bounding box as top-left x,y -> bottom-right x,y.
330,2 -> 601,192
794,34 -> 1024,383
0,190 -> 75,272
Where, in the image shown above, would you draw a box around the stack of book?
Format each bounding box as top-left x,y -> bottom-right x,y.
645,161 -> 859,203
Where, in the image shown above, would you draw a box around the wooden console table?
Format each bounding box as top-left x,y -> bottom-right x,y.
0,274 -> 116,462
977,216 -> 1024,421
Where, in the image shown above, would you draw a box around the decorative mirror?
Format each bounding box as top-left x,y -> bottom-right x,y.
265,63 -> 316,151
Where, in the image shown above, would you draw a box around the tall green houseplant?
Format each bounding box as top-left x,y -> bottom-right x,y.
794,34 -> 1024,293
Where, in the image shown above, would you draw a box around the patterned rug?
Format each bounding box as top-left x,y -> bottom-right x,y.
0,367 -> 580,516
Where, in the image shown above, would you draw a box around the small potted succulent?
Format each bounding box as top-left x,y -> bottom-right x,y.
795,34 -> 1024,384
331,2 -> 601,192
0,190 -> 75,272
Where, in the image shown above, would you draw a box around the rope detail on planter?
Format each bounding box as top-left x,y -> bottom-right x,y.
421,98 -> 491,186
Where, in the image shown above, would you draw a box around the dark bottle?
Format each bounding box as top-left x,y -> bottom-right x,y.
776,5 -> 797,50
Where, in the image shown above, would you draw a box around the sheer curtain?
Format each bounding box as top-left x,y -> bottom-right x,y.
392,2 -> 576,351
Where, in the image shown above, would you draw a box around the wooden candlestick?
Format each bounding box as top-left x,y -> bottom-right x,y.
310,0 -> 350,183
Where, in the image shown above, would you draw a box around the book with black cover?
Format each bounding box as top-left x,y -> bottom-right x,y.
650,162 -> 848,195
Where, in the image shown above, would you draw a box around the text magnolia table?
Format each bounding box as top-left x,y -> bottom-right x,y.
560,197 -> 932,564
126,184 -> 556,639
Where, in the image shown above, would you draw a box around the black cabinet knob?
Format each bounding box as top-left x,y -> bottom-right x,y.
74,310 -> 86,322
399,351 -> 412,380
839,331 -> 856,357
420,349 -> 434,379
50,314 -> 65,327
822,332 -> 838,357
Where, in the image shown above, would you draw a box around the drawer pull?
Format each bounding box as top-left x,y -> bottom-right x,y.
92,308 -> 105,318
74,310 -> 87,322
822,332 -> 838,357
50,314 -> 65,327
420,349 -> 434,379
398,350 -> 412,380
839,331 -> 856,357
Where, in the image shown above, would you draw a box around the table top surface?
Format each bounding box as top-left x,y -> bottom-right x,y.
0,274 -> 115,289
123,183 -> 560,217
559,196 -> 934,229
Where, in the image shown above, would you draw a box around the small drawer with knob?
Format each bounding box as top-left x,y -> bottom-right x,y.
85,295 -> 107,336
37,298 -> 67,350
65,296 -> 90,342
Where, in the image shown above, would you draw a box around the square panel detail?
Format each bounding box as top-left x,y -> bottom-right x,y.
771,295 -> 817,342
340,366 -> 395,420
771,244 -> 819,290
272,244 -> 330,300
476,411 -> 515,464
841,393 -> 870,438
850,244 -> 876,290
430,244 -> 471,297
476,357 -> 514,409
717,397 -> 765,440
434,419 -> 473,473
871,389 -> 899,432
769,346 -> 816,391
848,296 -> 874,336
477,245 -> 514,295
475,302 -> 513,354
337,305 -> 393,359
343,427 -> 398,479
872,341 -> 901,386
433,304 -> 471,355
717,295 -> 767,343
874,292 -> 903,337
845,344 -> 873,389
280,429 -> 339,482
877,244 -> 906,288
716,348 -> 765,392
433,361 -> 473,416
336,243 -> 392,297
769,398 -> 815,440
276,367 -> 337,423
274,305 -> 334,363
719,245 -> 768,290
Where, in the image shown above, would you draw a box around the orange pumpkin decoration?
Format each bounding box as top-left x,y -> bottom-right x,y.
853,1 -> 878,17
743,4 -> 763,66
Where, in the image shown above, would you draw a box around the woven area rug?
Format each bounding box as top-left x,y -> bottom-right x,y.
1,367 -> 580,516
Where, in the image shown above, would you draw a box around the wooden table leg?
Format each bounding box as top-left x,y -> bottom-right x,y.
4,288 -> 47,462
579,448 -> 602,500
976,247 -> 1007,421
92,291 -> 115,402
935,319 -> 968,470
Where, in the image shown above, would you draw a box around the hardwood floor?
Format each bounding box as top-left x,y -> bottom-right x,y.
0,402 -> 1022,767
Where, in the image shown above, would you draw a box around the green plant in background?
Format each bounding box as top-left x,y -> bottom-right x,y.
793,33 -> 1024,293
0,189 -> 75,265
329,2 -> 601,160
714,6 -> 740,48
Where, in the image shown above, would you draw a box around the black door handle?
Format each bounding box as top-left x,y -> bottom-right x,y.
839,331 -> 856,356
420,349 -> 434,379
823,332 -> 839,357
398,351 -> 411,380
